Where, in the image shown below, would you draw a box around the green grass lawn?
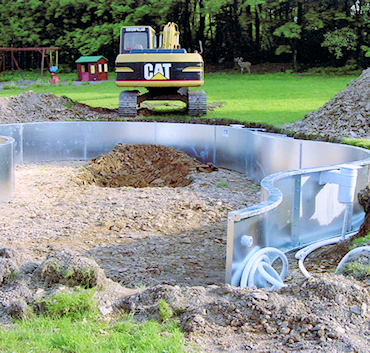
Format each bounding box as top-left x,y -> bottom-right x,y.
0,70 -> 357,126
204,72 -> 355,125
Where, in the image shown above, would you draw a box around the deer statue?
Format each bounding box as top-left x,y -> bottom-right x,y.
234,57 -> 251,75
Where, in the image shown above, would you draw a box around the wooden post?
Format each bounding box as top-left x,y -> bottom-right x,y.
11,51 -> 25,79
0,54 -> 5,76
40,48 -> 45,79
11,51 -> 14,72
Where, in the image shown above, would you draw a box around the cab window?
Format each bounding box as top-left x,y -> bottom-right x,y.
124,32 -> 148,50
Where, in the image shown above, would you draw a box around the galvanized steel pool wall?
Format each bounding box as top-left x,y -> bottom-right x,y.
0,135 -> 14,203
0,122 -> 369,284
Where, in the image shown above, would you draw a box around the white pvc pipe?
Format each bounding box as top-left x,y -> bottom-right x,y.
335,246 -> 370,274
295,232 -> 357,278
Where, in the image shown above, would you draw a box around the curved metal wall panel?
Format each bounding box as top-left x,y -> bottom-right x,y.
21,122 -> 157,163
154,123 -> 216,164
244,131 -> 302,183
301,140 -> 370,169
0,135 -> 15,203
0,124 -> 22,163
226,164 -> 370,285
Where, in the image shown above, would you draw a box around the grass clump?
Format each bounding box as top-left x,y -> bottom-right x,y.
2,81 -> 18,90
0,315 -> 186,352
337,234 -> 370,280
38,287 -> 99,320
0,290 -> 187,353
342,138 -> 370,150
31,79 -> 51,88
338,259 -> 370,281
158,299 -> 173,321
351,233 -> 370,247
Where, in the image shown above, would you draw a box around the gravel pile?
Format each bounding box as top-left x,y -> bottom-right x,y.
284,68 -> 370,140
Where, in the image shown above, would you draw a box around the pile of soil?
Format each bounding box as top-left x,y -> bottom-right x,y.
0,90 -> 120,124
75,143 -> 216,188
284,68 -> 370,140
1,75 -> 370,351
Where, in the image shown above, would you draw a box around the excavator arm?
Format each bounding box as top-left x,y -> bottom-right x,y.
160,22 -> 180,49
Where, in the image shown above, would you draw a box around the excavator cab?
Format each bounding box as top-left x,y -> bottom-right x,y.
120,26 -> 156,53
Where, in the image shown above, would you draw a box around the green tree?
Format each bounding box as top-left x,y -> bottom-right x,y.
321,27 -> 357,59
1,0 -> 370,71
274,21 -> 302,71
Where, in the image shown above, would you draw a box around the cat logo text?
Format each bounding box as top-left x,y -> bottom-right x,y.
143,63 -> 171,80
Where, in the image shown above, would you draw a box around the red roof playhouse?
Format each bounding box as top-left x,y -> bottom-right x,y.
75,56 -> 108,81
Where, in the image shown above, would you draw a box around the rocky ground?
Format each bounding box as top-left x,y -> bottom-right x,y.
1,70 -> 370,352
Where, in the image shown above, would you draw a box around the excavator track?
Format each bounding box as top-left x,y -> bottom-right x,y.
188,90 -> 207,116
119,91 -> 138,117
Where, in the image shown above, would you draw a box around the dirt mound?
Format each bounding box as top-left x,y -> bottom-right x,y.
75,143 -> 216,188
115,274 -> 370,352
0,90 -> 120,124
2,245 -> 370,352
0,249 -> 127,322
284,68 -> 370,140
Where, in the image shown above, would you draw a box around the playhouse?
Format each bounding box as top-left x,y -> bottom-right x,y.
75,56 -> 108,81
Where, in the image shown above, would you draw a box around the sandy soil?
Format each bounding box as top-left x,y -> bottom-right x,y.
0,158 -> 260,288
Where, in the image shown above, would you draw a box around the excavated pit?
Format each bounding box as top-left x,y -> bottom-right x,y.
1,70 -> 370,351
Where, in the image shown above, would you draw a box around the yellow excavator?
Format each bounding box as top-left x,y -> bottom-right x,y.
115,22 -> 206,117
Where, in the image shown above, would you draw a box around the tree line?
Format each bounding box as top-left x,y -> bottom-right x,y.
1,0 -> 370,71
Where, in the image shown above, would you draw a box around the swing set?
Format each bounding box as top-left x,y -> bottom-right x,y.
0,47 -> 59,79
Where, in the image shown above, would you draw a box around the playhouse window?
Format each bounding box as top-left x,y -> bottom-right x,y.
98,64 -> 102,73
104,63 -> 108,72
90,65 -> 96,74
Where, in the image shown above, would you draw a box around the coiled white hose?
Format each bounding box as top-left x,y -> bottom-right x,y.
238,247 -> 288,290
231,246 -> 260,287
233,232 -> 360,288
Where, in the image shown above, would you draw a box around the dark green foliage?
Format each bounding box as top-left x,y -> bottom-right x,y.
1,0 -> 370,71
